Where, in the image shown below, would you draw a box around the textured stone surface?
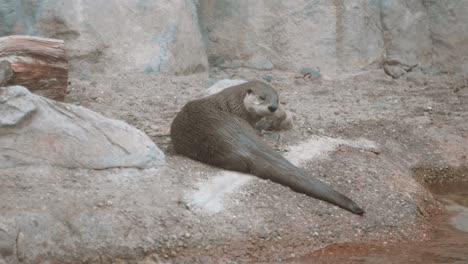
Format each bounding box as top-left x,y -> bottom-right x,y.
198,0 -> 384,77
426,0 -> 468,74
380,0 -> 432,70
0,228 -> 14,258
1,1 -> 467,77
205,79 -> 247,96
0,0 -> 208,77
0,86 -> 164,169
198,0 -> 468,77
0,2 -> 467,263
0,61 -> 12,86
1,72 -> 465,263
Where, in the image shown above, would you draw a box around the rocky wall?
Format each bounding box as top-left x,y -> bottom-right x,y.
0,0 -> 208,78
1,0 -> 467,77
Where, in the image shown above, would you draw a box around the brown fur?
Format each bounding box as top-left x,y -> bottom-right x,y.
170,81 -> 364,215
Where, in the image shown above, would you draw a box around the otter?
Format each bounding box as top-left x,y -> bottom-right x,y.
170,81 -> 364,215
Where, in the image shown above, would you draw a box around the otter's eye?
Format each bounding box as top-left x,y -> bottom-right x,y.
259,96 -> 266,100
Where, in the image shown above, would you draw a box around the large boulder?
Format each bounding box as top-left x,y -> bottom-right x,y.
0,0 -> 208,77
0,85 -> 164,169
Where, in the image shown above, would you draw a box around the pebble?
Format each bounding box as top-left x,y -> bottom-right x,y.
424,106 -> 433,112
262,75 -> 273,83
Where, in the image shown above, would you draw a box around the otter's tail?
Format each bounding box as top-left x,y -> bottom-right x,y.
248,143 -> 364,215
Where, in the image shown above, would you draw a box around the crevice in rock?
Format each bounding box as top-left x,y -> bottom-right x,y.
421,0 -> 435,69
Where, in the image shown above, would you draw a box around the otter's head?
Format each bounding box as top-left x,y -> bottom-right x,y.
243,81 -> 279,117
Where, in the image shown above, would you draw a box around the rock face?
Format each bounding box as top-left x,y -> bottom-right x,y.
1,1 -> 467,77
380,0 -> 432,72
199,0 -> 383,76
426,1 -> 468,74
199,0 -> 468,77
0,0 -> 208,77
0,86 -> 164,169
0,227 -> 14,259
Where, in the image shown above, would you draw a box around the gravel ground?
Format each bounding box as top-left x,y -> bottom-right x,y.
1,68 -> 467,263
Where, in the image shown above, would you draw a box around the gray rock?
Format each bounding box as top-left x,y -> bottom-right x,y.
0,0 -> 208,77
205,79 -> 247,96
243,58 -> 274,70
383,64 -> 408,79
0,86 -> 164,169
198,0 -> 384,77
0,61 -> 12,86
262,75 -> 273,83
406,72 -> 429,86
0,229 -> 14,258
199,0 -> 468,77
300,67 -> 321,79
426,1 -> 468,75
0,85 -> 37,126
2,1 -> 468,77
380,0 -> 432,70
382,59 -> 419,79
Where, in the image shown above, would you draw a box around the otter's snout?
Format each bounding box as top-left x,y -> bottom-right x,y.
268,105 -> 277,113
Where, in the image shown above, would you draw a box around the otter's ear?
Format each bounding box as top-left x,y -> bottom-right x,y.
246,89 -> 253,94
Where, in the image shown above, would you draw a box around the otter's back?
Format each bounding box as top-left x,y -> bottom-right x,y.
170,99 -> 256,165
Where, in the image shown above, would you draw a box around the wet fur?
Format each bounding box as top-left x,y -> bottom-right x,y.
170,81 -> 364,215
